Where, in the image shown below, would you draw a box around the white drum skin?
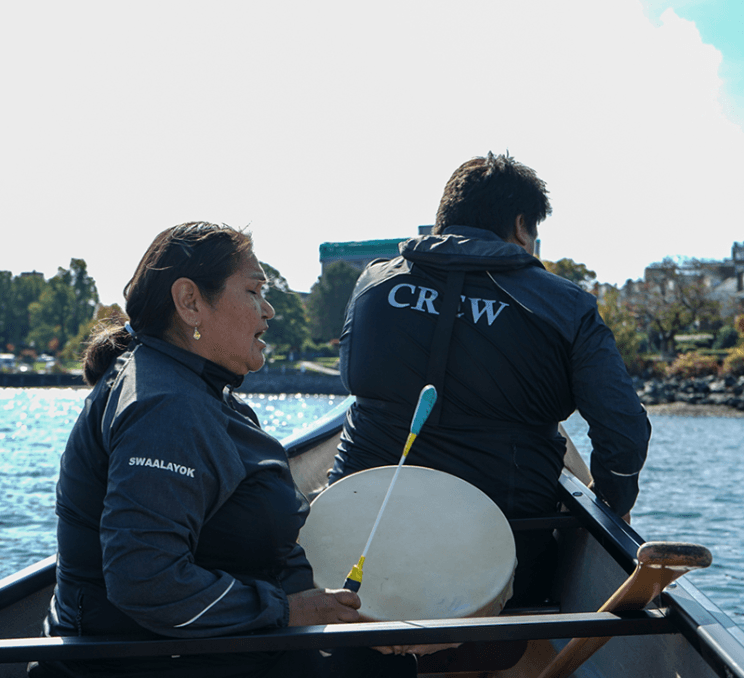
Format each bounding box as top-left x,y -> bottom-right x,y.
300,465 -> 516,621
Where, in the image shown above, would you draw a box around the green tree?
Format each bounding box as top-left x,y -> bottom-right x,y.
260,262 -> 309,355
305,261 -> 361,343
543,258 -> 597,291
597,286 -> 642,373
27,276 -> 76,352
8,272 -> 47,348
0,271 -> 12,350
61,303 -> 126,363
23,259 -> 99,355
64,258 -> 99,333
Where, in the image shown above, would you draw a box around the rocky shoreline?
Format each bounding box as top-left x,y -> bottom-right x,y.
637,374 -> 744,416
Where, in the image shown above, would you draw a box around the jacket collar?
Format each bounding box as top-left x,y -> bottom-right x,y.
399,225 -> 544,273
135,334 -> 244,394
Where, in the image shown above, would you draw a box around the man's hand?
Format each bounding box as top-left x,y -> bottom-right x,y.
587,481 -> 632,524
287,588 -> 361,626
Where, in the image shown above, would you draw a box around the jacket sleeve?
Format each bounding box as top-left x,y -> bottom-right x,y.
99,393 -> 291,638
570,299 -> 651,516
277,543 -> 315,595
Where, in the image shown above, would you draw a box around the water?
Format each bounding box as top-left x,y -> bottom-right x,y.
1,388 -> 742,630
0,389 -> 344,578
563,412 -> 744,629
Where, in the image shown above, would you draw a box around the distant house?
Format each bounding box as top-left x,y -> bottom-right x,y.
638,241 -> 744,315
689,242 -> 744,313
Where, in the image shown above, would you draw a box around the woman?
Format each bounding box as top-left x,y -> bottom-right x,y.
30,222 -> 415,678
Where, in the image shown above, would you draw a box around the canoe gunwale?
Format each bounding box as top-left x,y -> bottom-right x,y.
665,578 -> 744,678
557,472 -> 644,575
0,556 -> 55,611
0,609 -> 675,665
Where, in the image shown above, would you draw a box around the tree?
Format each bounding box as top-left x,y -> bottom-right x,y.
27,275 -> 76,352
305,261 -> 361,343
65,258 -> 99,333
6,259 -> 100,355
543,258 -> 597,291
627,258 -> 721,358
0,271 -> 12,350
61,303 -> 126,363
260,262 -> 309,354
8,272 -> 47,349
597,286 -> 642,373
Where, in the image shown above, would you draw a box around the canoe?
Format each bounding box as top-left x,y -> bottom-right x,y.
1,395 -> 743,678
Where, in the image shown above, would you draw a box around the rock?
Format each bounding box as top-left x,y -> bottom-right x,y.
703,393 -> 731,406
635,375 -> 744,413
708,379 -> 728,393
674,392 -> 703,404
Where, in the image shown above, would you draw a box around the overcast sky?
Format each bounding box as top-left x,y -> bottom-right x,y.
1,0 -> 743,305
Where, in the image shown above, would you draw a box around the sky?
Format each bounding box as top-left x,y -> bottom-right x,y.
1,0 -> 743,306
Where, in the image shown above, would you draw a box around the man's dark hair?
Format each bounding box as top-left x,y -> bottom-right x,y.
434,152 -> 552,238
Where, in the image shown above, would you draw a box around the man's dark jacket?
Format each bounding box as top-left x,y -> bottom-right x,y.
332,226 -> 650,522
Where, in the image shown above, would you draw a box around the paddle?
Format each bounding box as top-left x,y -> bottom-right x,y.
536,541 -> 712,678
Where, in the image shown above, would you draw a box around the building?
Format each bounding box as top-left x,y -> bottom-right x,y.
638,241 -> 744,314
319,239 -> 402,275
319,226 -> 433,274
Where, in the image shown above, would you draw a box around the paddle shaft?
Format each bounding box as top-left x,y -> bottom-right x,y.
537,542 -> 712,678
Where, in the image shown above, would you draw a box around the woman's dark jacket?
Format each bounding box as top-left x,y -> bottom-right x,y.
332,226 -> 650,519
47,335 -> 313,639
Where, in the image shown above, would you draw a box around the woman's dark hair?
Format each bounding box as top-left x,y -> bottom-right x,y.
434,152 -> 552,238
82,222 -> 252,386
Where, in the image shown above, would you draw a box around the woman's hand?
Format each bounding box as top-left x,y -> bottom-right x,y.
287,588 -> 361,626
373,642 -> 462,656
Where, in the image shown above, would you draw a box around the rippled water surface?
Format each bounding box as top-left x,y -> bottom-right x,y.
1,388 -> 742,630
563,411 -> 743,628
0,389 -> 343,578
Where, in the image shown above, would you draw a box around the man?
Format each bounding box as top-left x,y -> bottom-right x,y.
330,152 -> 651,605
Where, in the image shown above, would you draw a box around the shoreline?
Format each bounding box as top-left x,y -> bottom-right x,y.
3,374 -> 744,417
645,402 -> 744,417
0,369 -> 349,395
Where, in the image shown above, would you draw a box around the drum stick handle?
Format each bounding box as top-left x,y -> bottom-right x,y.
343,385 -> 437,591
409,384 -> 438,437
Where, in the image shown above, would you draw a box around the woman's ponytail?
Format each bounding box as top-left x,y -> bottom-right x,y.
81,322 -> 134,386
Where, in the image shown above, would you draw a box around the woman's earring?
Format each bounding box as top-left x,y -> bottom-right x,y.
193,325 -> 201,341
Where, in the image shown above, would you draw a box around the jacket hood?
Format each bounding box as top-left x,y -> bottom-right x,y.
399,225 -> 544,273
